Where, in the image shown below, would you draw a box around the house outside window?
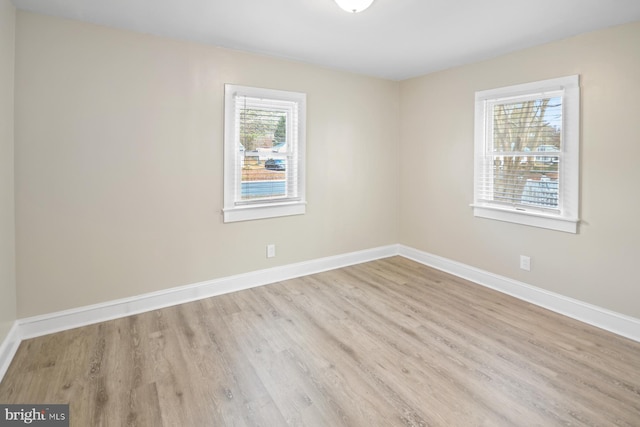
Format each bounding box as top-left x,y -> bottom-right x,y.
223,84 -> 306,223
472,75 -> 580,233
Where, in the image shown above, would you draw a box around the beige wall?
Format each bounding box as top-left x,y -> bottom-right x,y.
12,10 -> 640,322
0,0 -> 16,341
14,12 -> 400,317
400,21 -> 640,318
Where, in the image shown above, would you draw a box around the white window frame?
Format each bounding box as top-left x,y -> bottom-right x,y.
223,84 -> 306,223
472,75 -> 580,233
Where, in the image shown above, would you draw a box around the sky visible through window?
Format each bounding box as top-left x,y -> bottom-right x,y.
544,96 -> 562,131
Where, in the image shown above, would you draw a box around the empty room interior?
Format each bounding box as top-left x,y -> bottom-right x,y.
1,0 -> 640,425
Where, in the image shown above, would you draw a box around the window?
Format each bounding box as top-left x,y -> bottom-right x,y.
223,84 -> 306,222
472,75 -> 580,233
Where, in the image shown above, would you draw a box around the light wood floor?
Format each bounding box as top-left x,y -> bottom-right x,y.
1,257 -> 639,426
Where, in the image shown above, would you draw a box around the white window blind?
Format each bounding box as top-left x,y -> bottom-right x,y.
473,76 -> 580,233
477,93 -> 563,213
223,85 -> 306,222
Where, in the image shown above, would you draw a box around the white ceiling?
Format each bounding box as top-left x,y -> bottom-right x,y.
10,0 -> 640,80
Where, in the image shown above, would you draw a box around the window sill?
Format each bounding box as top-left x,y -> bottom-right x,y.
223,201 -> 306,223
471,204 -> 578,233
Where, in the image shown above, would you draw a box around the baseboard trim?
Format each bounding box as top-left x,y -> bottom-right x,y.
2,243 -> 639,384
17,245 -> 399,340
0,322 -> 21,382
398,245 -> 640,343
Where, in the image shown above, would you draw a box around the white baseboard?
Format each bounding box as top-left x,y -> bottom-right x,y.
0,322 -> 20,382
17,245 -> 399,340
398,245 -> 640,343
2,243 -> 639,384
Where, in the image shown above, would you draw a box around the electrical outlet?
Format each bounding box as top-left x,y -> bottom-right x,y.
267,244 -> 276,258
520,255 -> 531,271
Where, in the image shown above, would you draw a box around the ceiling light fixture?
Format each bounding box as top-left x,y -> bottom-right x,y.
334,0 -> 374,13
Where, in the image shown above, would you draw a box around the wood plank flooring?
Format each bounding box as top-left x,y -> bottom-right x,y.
1,256 -> 639,426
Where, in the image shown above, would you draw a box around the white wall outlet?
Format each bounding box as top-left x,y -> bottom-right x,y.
520,255 -> 531,271
267,244 -> 276,258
